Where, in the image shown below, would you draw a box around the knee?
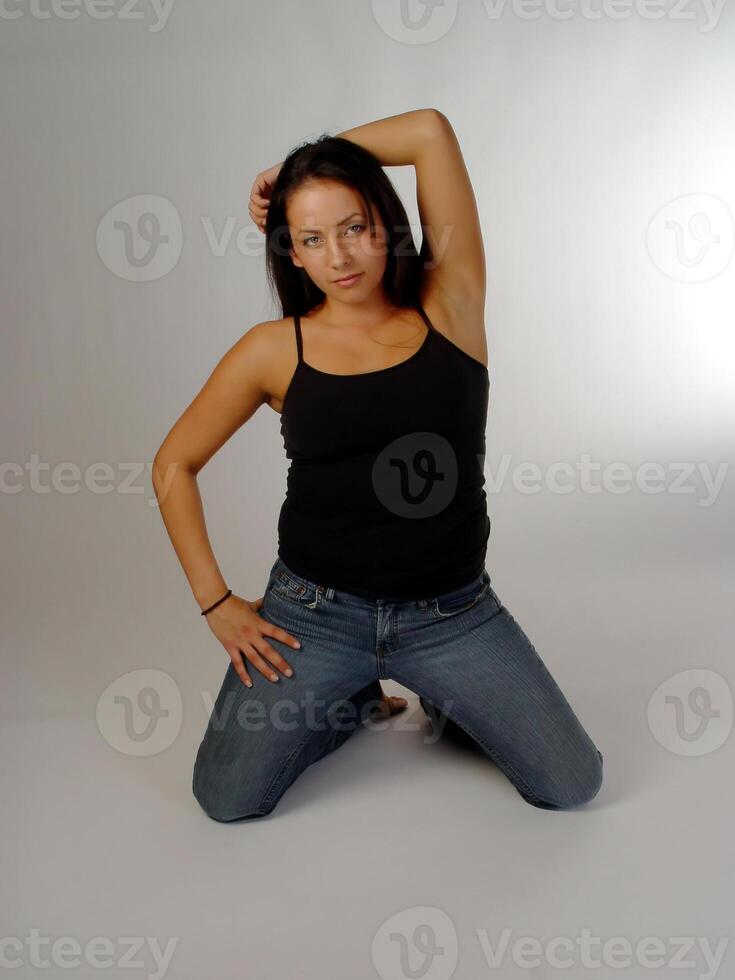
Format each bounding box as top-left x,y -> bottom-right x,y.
197,801 -> 272,823
193,782 -> 273,823
192,758 -> 273,823
521,748 -> 603,810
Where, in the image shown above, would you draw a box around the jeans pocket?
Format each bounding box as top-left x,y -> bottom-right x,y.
268,562 -> 319,607
432,570 -> 491,618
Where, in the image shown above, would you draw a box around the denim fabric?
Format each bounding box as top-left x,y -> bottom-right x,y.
193,557 -> 603,821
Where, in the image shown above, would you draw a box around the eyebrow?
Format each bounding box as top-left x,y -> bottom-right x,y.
298,212 -> 364,234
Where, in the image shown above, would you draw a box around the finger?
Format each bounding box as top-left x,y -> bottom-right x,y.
248,207 -> 268,226
228,648 -> 253,688
251,634 -> 295,679
241,643 -> 284,683
259,620 -> 301,650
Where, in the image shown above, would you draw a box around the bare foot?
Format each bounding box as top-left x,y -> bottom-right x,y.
369,686 -> 408,719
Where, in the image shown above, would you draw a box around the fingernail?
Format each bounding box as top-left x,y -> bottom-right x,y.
293,641 -> 301,649
285,668 -> 293,677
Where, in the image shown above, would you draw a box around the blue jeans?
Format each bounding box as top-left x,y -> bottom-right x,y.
193,557 -> 603,821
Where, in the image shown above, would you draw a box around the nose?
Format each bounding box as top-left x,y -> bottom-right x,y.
327,235 -> 354,268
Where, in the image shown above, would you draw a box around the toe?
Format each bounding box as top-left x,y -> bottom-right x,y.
388,696 -> 408,715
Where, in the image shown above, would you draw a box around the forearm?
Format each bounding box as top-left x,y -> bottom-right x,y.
151,455 -> 228,611
336,107 -> 440,168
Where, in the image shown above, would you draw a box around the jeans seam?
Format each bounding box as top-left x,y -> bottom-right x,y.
259,732 -> 314,812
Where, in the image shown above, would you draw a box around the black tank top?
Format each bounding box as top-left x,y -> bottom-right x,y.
276,304 -> 491,599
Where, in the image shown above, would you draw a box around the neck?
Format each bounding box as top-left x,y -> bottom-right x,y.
311,295 -> 404,332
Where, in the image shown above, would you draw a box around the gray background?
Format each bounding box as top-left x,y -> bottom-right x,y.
2,1 -> 734,978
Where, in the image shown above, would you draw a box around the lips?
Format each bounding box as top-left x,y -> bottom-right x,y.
334,273 -> 361,283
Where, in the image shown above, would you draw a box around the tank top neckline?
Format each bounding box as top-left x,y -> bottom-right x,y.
293,306 -> 435,380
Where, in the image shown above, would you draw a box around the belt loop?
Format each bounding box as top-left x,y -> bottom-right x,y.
308,584 -> 326,609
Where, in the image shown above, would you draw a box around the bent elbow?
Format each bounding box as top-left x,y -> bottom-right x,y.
152,450 -> 182,486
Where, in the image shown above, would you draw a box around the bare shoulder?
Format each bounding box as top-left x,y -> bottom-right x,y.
206,316 -> 294,411
232,316 -> 288,357
152,317 -> 293,474
420,283 -> 488,368
236,316 -> 296,413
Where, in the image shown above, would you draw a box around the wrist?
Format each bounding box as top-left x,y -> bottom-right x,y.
195,580 -> 229,611
200,588 -> 233,617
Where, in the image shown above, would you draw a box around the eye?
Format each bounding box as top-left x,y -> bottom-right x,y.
303,235 -> 321,246
346,223 -> 365,234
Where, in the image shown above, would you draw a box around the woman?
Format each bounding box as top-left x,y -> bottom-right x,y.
152,109 -> 603,821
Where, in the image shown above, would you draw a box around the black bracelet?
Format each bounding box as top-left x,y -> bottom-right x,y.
200,588 -> 232,616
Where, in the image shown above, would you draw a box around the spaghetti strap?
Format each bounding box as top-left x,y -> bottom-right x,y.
416,303 -> 437,334
293,314 -> 303,364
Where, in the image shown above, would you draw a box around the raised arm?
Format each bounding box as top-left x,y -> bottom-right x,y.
337,108 -> 488,364
413,111 -> 486,314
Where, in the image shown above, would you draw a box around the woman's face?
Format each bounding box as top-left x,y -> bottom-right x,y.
286,180 -> 389,302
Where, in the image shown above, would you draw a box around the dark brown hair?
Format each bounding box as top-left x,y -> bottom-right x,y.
264,135 -> 424,318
